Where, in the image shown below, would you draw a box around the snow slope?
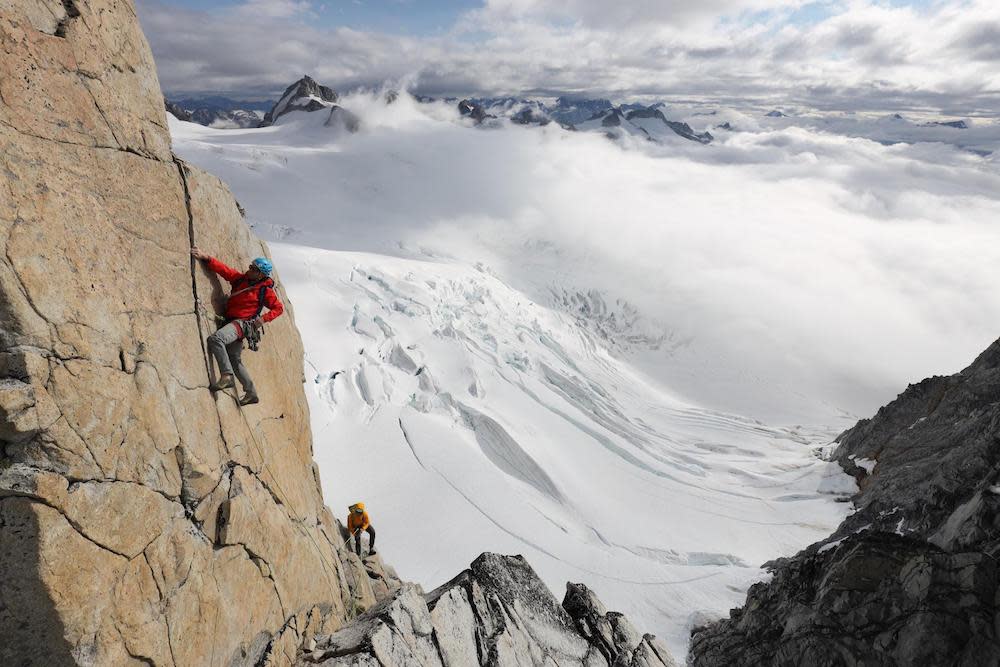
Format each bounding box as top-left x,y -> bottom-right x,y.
274,245 -> 851,656
168,93 -> 1000,656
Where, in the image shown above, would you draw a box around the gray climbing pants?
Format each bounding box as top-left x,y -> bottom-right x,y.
353,526 -> 375,556
207,321 -> 256,395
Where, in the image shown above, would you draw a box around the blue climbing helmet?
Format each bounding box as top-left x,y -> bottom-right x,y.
252,257 -> 273,276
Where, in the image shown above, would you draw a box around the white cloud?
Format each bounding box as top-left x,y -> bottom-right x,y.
473,0 -> 809,28
235,0 -> 315,18
168,93 -> 1000,422
138,0 -> 1000,114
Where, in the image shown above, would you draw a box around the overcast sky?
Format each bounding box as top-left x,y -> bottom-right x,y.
138,0 -> 999,114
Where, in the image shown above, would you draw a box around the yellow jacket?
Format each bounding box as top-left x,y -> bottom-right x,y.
347,503 -> 370,533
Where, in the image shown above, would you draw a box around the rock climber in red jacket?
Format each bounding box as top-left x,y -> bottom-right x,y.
191,247 -> 284,405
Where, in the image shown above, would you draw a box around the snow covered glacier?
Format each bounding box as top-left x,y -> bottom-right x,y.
168,91 -> 1000,656
273,245 -> 851,656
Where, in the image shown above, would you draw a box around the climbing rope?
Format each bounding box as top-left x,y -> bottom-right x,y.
183,228 -> 366,659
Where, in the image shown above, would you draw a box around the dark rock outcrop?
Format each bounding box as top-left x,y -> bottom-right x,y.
261,75 -> 338,126
564,582 -> 677,666
599,108 -> 624,127
324,105 -> 361,133
511,107 -> 551,126
549,97 -> 614,126
690,338 -> 1000,666
625,107 -> 713,144
165,98 -> 192,121
923,120 -> 968,129
301,553 -> 678,666
190,107 -> 262,128
458,99 -> 495,124
166,95 -> 275,128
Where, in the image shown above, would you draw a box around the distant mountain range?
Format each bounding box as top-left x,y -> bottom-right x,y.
456,96 -> 713,143
164,95 -> 273,128
164,77 -> 717,145
164,76 -> 978,151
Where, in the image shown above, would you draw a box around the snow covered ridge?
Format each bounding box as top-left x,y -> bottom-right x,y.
163,96 -> 271,128
166,76 -> 997,156
260,75 -> 340,126
166,74 -> 717,145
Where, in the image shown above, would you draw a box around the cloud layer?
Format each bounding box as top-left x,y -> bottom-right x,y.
138,0 -> 1000,114
168,93 -> 1000,422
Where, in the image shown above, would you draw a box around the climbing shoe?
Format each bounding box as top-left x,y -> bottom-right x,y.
367,549 -> 377,556
239,393 -> 260,406
210,374 -> 235,391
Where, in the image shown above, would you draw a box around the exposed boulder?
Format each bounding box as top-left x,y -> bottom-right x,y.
689,338 -> 1000,666
261,75 -> 339,126
0,2 -> 387,664
301,583 -> 442,666
302,553 -> 677,666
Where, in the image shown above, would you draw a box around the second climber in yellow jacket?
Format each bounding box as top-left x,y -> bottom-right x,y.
347,503 -> 376,557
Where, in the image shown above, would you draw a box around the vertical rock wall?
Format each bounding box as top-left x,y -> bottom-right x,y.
0,2 -> 390,664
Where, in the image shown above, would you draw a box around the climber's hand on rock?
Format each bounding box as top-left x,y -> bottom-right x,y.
190,247 -> 208,260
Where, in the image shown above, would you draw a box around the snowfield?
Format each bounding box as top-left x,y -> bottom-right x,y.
169,94 -> 1000,657
275,245 -> 851,655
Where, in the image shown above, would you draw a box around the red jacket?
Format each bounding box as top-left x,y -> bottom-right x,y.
205,256 -> 284,324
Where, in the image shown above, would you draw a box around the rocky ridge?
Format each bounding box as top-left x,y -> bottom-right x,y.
260,76 -> 339,127
456,98 -> 714,144
0,2 -> 400,664
300,553 -> 678,667
164,96 -> 273,129
690,339 -> 1000,666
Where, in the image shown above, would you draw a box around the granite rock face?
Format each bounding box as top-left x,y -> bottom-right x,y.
302,553 -> 678,667
0,2 -> 395,665
690,339 -> 1000,666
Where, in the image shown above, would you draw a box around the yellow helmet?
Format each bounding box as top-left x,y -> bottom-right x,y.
349,502 -> 365,513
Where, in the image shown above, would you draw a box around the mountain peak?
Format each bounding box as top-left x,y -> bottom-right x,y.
260,75 -> 338,126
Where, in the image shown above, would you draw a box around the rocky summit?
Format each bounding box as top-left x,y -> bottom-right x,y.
690,338 -> 1000,666
260,75 -> 339,126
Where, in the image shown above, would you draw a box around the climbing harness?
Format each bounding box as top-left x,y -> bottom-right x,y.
241,282 -> 271,351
